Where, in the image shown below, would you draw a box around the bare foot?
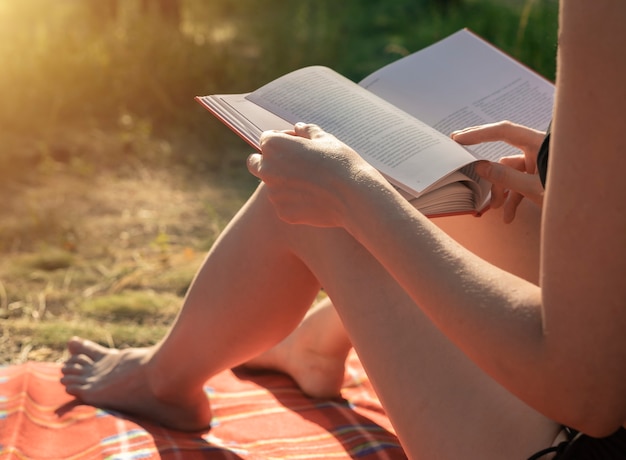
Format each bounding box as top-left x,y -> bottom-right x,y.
60,337 -> 212,431
244,305 -> 350,399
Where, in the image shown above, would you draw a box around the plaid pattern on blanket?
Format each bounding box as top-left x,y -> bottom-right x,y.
0,351 -> 406,459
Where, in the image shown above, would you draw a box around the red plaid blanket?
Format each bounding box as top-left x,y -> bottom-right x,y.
0,351 -> 406,459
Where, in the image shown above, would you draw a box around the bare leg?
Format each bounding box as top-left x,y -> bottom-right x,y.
244,295 -> 350,398
244,199 -> 542,399
63,185 -> 322,429
282,200 -> 556,458
62,186 -> 557,458
430,199 -> 541,285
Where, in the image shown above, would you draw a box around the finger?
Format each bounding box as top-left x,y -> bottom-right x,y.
247,153 -> 263,179
451,121 -> 540,145
503,192 -> 524,224
476,161 -> 504,208
490,183 -> 507,209
259,129 -> 279,146
260,128 -> 309,156
477,161 -> 540,200
499,155 -> 526,171
451,121 -> 544,151
500,154 -> 537,174
294,122 -> 325,139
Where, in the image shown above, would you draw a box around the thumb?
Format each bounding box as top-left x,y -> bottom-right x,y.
247,153 -> 263,179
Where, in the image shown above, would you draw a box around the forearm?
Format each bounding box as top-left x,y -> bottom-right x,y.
342,179 -> 558,412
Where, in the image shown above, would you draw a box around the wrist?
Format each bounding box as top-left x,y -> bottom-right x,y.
338,165 -> 407,236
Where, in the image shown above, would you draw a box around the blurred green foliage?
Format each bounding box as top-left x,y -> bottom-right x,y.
0,0 -> 558,166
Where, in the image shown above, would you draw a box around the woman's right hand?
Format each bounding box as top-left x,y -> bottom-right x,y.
247,123 -> 387,228
451,121 -> 546,223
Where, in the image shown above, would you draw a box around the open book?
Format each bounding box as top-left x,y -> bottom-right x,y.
196,29 -> 555,217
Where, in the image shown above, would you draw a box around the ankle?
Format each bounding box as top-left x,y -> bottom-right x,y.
140,349 -> 177,400
145,356 -> 208,405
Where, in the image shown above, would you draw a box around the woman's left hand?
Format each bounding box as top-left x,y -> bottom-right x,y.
247,123 -> 384,228
451,121 -> 546,223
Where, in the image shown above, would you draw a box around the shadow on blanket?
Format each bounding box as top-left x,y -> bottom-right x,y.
0,351 -> 407,459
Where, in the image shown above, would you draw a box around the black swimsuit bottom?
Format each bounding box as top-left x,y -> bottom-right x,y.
529,426 -> 626,459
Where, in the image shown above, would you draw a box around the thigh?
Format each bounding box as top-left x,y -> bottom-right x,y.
432,200 -> 541,283
287,218 -> 558,459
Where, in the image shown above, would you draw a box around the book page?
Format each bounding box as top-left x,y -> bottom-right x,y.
246,66 -> 477,195
197,94 -> 292,149
360,30 -> 554,161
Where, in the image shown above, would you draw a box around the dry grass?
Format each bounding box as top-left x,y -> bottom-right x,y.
0,129 -> 255,365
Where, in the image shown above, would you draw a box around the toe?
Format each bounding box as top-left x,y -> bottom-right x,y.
62,362 -> 85,375
67,337 -> 111,361
62,353 -> 94,374
68,353 -> 94,366
60,373 -> 86,394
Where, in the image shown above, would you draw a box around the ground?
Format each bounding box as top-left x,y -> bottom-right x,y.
0,128 -> 254,365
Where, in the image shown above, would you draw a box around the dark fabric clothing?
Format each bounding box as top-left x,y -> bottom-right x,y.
537,122 -> 551,187
554,427 -> 626,459
528,427 -> 626,459
528,427 -> 579,460
529,427 -> 626,459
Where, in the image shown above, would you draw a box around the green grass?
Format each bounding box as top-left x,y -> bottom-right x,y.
78,291 -> 180,324
15,249 -> 75,272
2,318 -> 171,362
